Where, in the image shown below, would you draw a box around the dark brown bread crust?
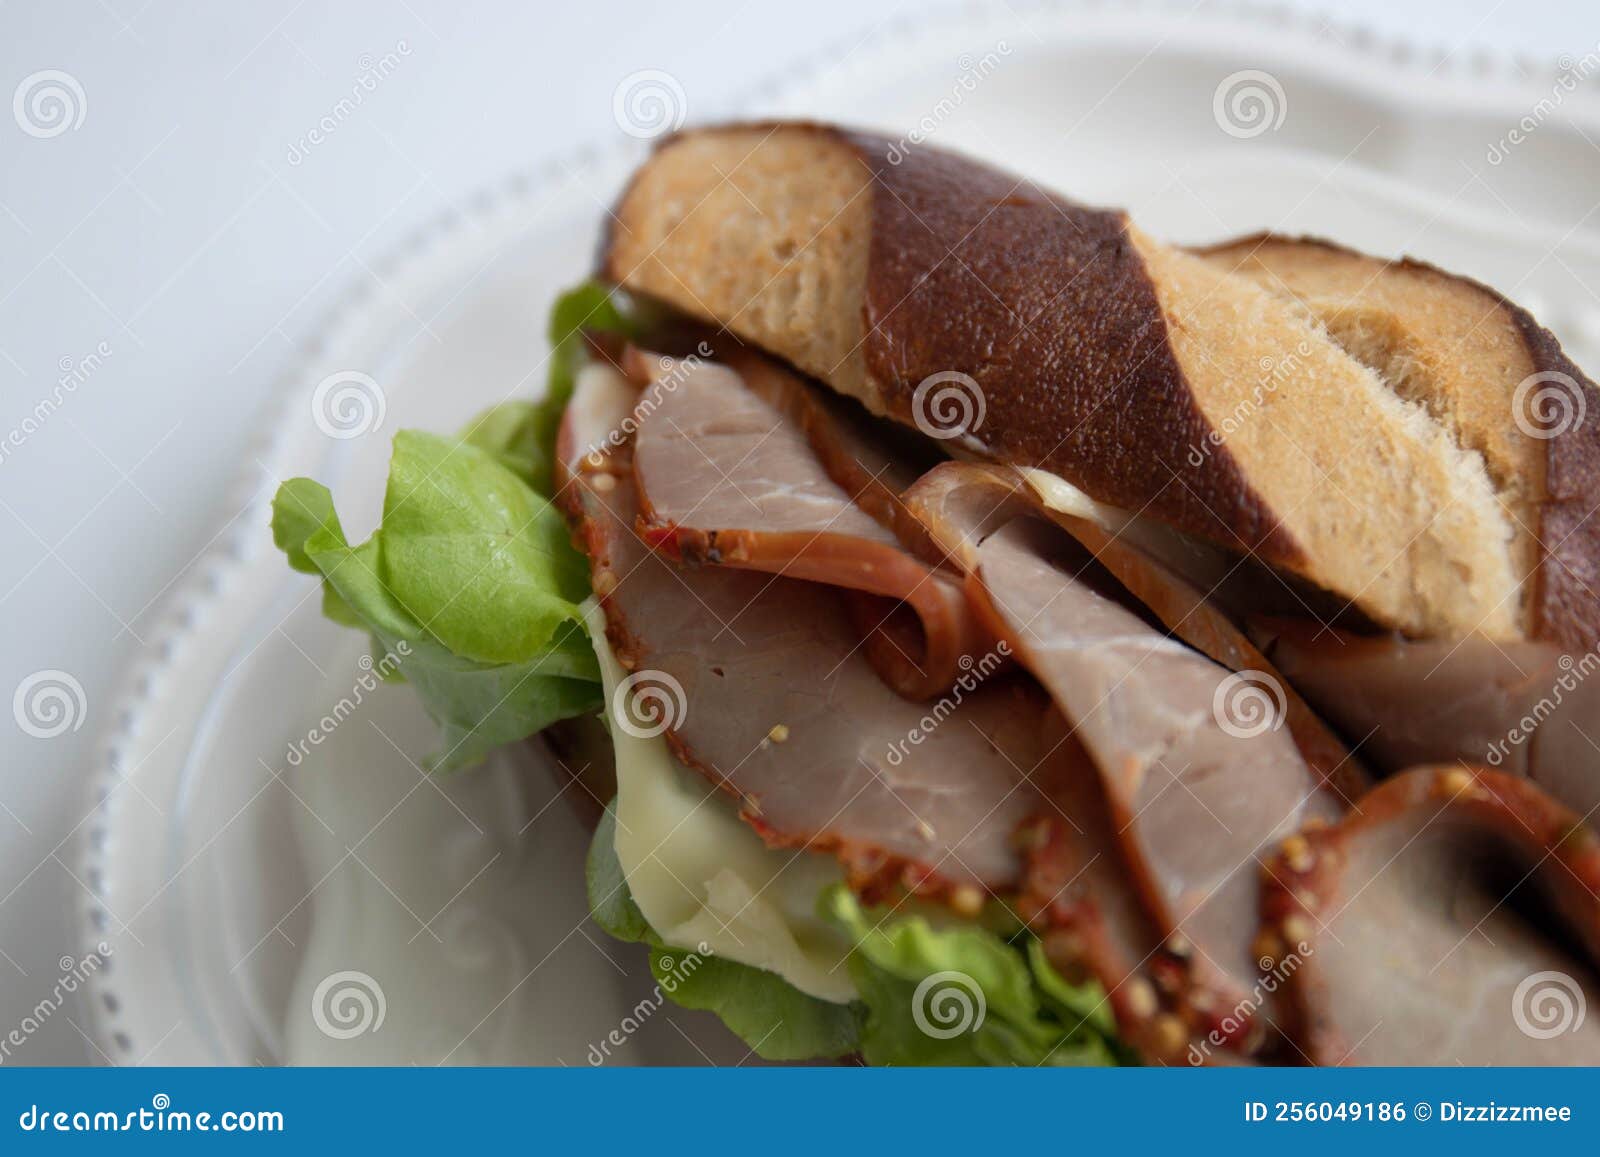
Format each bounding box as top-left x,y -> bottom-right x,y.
841,130 -> 1306,565
604,122 -> 1307,568
1199,232 -> 1600,653
1512,313 -> 1600,653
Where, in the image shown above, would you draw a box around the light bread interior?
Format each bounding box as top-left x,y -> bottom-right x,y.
608,127 -> 877,406
1199,237 -> 1544,628
1143,234 -> 1522,639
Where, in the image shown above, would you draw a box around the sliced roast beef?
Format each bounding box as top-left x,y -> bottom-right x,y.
1015,713 -> 1194,1062
1261,766 -> 1600,1065
716,346 -> 939,524
1256,621 -> 1600,821
619,343 -> 936,531
899,461 -> 1037,570
903,463 -> 1364,800
901,460 -> 1349,1033
559,363 -> 1046,889
629,351 -> 990,698
897,454 -> 1347,1042
967,516 -> 1342,1023
557,361 -> 1199,1049
903,462 -> 1356,1017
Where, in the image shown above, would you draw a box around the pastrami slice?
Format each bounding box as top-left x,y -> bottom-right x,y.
557,363 -> 1050,893
902,463 -> 1365,801
629,351 -> 990,699
1255,621 -> 1599,821
970,516 -> 1339,1014
1261,766 -> 1600,1065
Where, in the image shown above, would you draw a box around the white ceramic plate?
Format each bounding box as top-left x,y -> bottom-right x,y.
83,3 -> 1600,1065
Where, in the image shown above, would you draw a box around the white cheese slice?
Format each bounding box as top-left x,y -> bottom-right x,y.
582,598 -> 855,1003
1022,466 -> 1239,594
1019,466 -> 1125,529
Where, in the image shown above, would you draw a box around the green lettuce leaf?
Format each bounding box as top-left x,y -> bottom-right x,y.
271,430 -> 600,772
458,400 -> 545,494
649,948 -> 862,1062
823,886 -> 1125,1067
584,801 -> 1131,1066
271,279 -> 647,770
584,801 -> 655,946
585,801 -> 862,1061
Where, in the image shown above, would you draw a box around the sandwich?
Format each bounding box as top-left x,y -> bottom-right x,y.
272,122 -> 1600,1065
